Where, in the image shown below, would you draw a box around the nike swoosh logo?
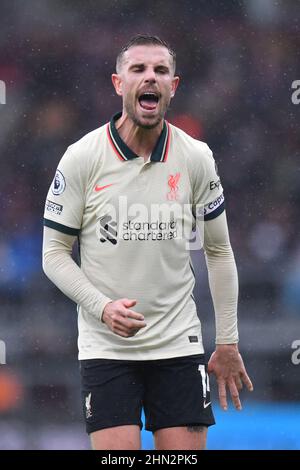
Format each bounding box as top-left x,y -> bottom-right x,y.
94,183 -> 114,192
203,401 -> 211,409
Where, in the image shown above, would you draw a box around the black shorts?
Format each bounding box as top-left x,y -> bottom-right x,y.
80,354 -> 215,434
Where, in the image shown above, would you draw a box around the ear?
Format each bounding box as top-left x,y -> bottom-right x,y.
111,74 -> 123,96
170,76 -> 180,98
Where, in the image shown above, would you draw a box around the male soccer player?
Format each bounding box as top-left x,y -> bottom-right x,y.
42,35 -> 253,450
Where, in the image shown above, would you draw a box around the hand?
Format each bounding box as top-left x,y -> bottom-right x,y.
102,298 -> 147,338
208,344 -> 253,411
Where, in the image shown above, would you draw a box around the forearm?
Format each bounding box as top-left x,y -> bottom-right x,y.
42,227 -> 112,321
203,212 -> 239,344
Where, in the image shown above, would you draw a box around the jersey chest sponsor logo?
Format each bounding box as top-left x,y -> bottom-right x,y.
97,215 -> 118,245
167,173 -> 180,201
95,195 -> 204,249
96,215 -> 178,245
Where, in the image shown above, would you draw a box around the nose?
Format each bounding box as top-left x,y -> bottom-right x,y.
144,67 -> 156,83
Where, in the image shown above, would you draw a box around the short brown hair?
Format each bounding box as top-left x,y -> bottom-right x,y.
116,34 -> 176,73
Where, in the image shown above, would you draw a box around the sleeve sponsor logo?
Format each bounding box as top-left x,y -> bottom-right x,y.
51,169 -> 66,195
204,192 -> 224,216
209,179 -> 221,190
46,199 -> 63,215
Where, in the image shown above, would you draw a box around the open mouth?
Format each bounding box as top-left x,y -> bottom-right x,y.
138,92 -> 160,111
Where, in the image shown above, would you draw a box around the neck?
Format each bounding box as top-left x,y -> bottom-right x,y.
115,111 -> 164,161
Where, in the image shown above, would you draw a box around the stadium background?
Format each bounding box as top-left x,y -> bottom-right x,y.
0,0 -> 299,449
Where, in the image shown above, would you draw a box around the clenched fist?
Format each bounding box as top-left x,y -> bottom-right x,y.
102,298 -> 147,338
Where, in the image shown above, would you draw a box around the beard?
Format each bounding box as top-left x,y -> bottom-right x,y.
124,95 -> 170,129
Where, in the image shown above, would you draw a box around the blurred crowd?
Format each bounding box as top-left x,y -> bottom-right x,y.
0,0 -> 299,449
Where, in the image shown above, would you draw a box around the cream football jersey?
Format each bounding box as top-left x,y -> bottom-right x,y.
44,113 -> 224,360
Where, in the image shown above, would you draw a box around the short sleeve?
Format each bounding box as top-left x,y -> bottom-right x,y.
193,144 -> 225,221
43,145 -> 86,235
